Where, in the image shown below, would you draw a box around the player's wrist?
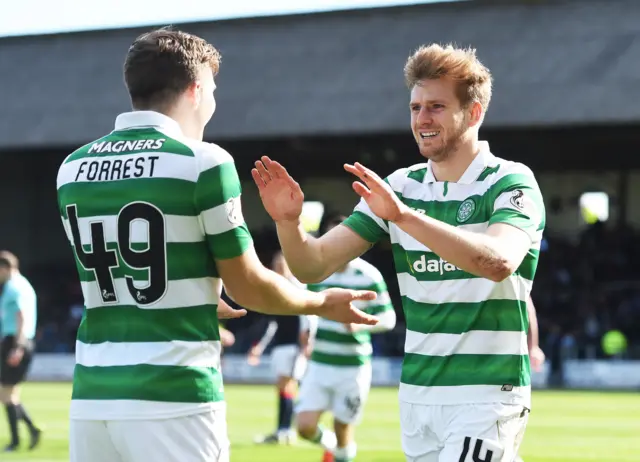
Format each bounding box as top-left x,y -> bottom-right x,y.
305,291 -> 326,315
393,204 -> 418,225
275,217 -> 302,229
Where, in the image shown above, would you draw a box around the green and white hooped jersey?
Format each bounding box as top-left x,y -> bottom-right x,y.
57,111 -> 252,419
307,258 -> 393,367
343,142 -> 545,407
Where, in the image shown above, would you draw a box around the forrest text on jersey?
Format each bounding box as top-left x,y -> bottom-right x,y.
74,155 -> 160,182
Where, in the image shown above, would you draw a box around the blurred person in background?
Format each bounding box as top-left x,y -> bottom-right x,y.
251,250 -> 316,445
295,213 -> 397,462
0,251 -> 42,452
56,27 -> 379,462
253,42 -> 545,462
514,295 -> 546,462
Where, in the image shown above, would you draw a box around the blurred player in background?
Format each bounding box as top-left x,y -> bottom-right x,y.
0,251 -> 42,452
515,295 -> 546,462
527,295 -> 546,373
295,213 -> 397,462
253,43 -> 545,462
56,27 -> 379,462
250,251 -> 315,445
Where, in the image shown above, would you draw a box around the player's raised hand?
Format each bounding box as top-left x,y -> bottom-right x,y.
316,288 -> 379,325
252,156 -> 304,222
344,162 -> 408,222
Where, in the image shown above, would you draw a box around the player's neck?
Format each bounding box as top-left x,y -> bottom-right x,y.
430,138 -> 480,183
150,107 -> 204,141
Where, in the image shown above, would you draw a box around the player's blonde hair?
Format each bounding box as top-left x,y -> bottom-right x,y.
403,44 -> 492,110
124,27 -> 221,110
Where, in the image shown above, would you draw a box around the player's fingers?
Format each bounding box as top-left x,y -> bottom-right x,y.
352,181 -> 371,198
346,163 -> 379,191
350,290 -> 377,301
344,163 -> 365,180
261,156 -> 281,176
225,308 -> 247,319
254,160 -> 272,183
354,162 -> 382,181
356,163 -> 387,192
251,168 -> 266,189
270,160 -> 291,180
350,307 -> 379,325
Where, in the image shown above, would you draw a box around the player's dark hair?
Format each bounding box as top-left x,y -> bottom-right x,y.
0,251 -> 19,270
124,27 -> 221,110
318,212 -> 347,236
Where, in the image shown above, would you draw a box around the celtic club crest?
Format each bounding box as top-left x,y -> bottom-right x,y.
456,198 -> 476,223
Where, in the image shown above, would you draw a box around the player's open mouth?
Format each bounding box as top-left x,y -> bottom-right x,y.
419,131 -> 439,139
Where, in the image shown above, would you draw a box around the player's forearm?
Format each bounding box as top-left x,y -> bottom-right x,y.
527,295 -> 539,351
276,219 -> 330,282
395,209 -> 512,282
228,267 -> 323,316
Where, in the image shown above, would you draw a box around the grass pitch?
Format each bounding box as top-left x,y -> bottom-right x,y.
1,383 -> 639,461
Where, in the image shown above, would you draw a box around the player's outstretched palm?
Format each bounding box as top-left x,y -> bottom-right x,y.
252,156 -> 304,222
317,288 -> 379,325
344,162 -> 407,222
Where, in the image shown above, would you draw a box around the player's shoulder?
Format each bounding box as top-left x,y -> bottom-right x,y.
1,278 -> 20,299
350,257 -> 384,283
490,155 -> 536,181
177,139 -> 235,172
59,134 -> 112,167
385,163 -> 429,190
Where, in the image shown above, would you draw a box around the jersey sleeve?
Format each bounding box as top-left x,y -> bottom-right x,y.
342,200 -> 389,244
195,145 -> 253,260
1,285 -> 20,316
488,167 -> 546,241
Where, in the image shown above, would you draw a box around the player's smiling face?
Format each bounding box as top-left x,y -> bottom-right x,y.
409,78 -> 470,163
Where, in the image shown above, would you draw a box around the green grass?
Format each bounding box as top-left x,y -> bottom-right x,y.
1,383 -> 639,461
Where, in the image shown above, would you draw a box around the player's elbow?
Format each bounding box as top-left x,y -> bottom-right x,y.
223,285 -> 253,308
224,271 -> 265,309
295,272 -> 328,285
475,255 -> 515,282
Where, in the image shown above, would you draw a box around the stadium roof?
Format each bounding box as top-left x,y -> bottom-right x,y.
1,0 -> 639,149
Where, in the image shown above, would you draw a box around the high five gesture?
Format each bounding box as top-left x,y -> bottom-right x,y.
252,156 -> 304,222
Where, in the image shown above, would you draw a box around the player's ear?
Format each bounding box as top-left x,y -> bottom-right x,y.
468,101 -> 483,127
188,80 -> 202,108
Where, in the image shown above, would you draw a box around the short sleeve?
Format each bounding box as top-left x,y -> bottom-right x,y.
194,145 -> 253,260
488,169 -> 545,241
1,285 -> 19,315
342,199 -> 389,244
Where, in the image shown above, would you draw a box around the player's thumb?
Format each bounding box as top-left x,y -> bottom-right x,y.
351,307 -> 379,325
350,290 -> 377,301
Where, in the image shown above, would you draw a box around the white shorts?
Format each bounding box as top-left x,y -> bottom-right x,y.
69,408 -> 229,462
296,362 -> 372,424
400,401 -> 529,462
271,344 -> 307,380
